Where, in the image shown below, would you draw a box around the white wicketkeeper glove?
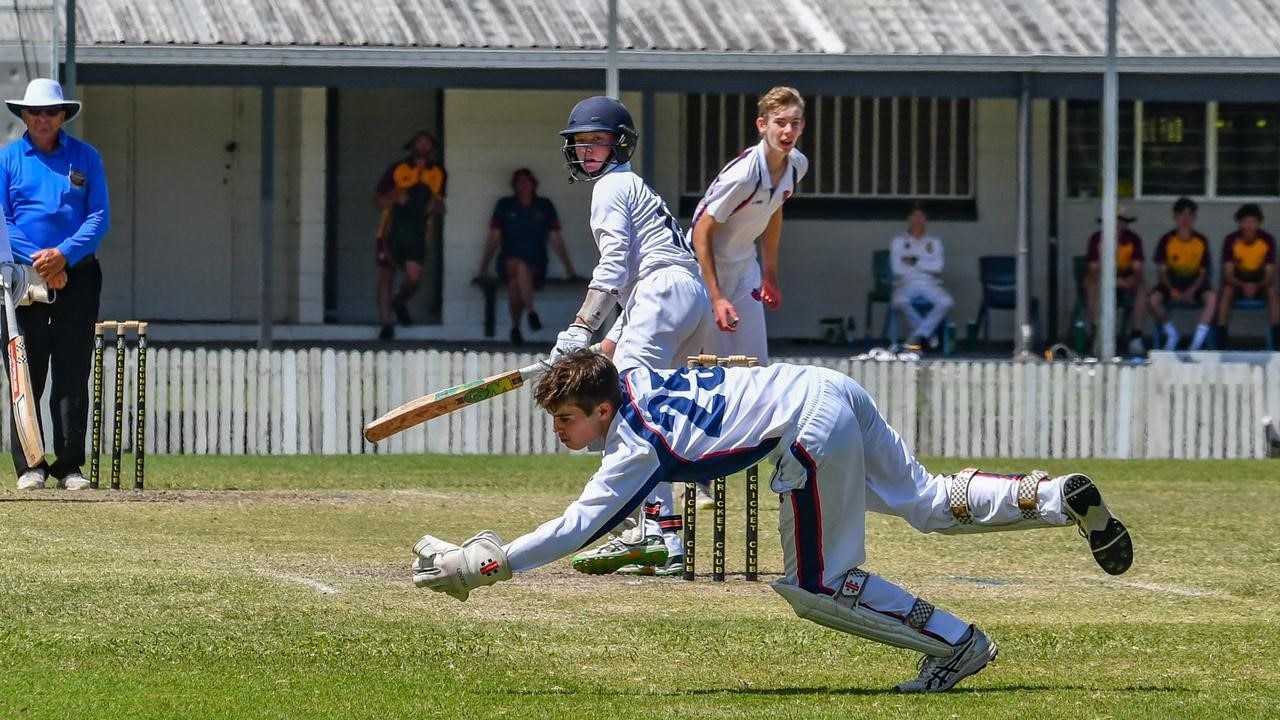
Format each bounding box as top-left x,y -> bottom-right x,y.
412,530 -> 513,601
546,323 -> 593,366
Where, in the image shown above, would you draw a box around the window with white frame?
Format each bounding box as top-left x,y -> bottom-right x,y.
683,94 -> 974,200
1065,100 -> 1136,198
1065,100 -> 1280,199
1217,104 -> 1280,197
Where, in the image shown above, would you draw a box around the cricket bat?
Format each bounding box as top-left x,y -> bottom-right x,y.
3,284 -> 44,466
363,345 -> 601,443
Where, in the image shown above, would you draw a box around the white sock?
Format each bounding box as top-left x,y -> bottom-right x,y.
858,574 -> 971,645
1162,322 -> 1179,351
1190,323 -> 1210,350
663,532 -> 683,556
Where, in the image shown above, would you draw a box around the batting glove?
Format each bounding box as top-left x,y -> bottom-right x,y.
547,323 -> 593,366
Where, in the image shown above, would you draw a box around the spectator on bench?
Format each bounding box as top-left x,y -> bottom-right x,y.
1149,197 -> 1215,351
476,168 -> 580,345
1083,208 -> 1147,355
1215,203 -> 1280,349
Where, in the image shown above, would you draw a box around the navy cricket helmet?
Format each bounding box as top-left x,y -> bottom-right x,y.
560,96 -> 639,183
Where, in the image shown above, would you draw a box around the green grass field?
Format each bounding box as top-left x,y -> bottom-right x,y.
1,456 -> 1276,719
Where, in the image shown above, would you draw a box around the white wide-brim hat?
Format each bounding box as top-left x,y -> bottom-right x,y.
5,78 -> 81,122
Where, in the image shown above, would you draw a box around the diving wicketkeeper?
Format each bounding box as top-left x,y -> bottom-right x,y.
411,350 -> 1133,693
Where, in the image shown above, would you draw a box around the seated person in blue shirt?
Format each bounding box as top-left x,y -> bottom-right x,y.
475,168 -> 580,345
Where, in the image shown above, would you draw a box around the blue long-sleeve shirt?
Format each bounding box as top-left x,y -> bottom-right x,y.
0,129 -> 109,265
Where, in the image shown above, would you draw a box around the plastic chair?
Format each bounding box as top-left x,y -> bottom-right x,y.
1071,254 -> 1133,349
974,255 -> 1039,347
1225,298 -> 1275,350
1151,293 -> 1209,350
863,250 -> 893,347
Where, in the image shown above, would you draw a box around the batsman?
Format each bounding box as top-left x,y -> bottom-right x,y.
411,350 -> 1133,693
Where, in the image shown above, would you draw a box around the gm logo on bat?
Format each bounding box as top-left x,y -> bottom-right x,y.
460,377 -> 518,404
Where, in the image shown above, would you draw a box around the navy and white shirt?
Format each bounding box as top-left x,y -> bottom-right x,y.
504,363 -> 820,572
588,162 -> 701,304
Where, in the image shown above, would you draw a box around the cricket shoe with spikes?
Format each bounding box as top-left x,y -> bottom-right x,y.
571,535 -> 667,575
616,555 -> 685,577
1061,473 -> 1133,575
896,625 -> 998,693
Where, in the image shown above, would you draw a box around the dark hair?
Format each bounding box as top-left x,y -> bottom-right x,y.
1172,197 -> 1198,214
403,130 -> 439,151
1234,203 -> 1264,222
533,349 -> 621,415
511,168 -> 538,190
908,201 -> 927,218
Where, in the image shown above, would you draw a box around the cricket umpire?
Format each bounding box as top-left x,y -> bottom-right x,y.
0,79 -> 109,490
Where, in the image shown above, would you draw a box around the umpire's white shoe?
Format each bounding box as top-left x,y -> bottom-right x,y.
16,469 -> 45,490
896,625 -> 997,693
1061,473 -> 1133,575
61,472 -> 91,491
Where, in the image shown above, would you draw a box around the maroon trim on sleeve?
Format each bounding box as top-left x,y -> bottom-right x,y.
1125,230 -> 1144,261
1262,230 -> 1277,263
375,161 -> 400,196
1086,232 -> 1102,263
1222,231 -> 1241,264
1153,231 -> 1174,265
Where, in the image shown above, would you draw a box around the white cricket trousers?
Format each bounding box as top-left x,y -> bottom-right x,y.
892,281 -> 954,339
774,369 -> 1073,644
609,266 -> 718,554
715,260 -> 769,363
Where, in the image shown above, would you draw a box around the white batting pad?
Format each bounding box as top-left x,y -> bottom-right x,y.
772,580 -> 955,658
938,468 -> 1071,534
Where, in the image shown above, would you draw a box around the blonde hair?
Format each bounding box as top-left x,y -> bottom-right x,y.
758,87 -> 805,118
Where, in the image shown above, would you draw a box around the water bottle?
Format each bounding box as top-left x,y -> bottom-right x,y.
943,321 -> 955,356
1072,318 -> 1086,353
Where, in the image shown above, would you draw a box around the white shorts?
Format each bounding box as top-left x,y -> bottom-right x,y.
609,267 -> 718,373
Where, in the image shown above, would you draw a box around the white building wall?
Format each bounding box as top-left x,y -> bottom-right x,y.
295,88 -> 327,323
80,85 -> 303,323
442,89 -> 644,341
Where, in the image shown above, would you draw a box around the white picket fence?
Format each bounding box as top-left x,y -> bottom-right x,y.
3,348 -> 1277,459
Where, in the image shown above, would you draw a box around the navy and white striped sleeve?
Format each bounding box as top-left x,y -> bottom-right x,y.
503,433 -> 664,573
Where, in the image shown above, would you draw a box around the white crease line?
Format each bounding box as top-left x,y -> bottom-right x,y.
1094,578 -> 1213,597
388,491 -> 453,501
264,571 -> 342,595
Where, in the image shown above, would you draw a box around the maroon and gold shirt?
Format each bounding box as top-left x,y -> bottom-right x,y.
1221,230 -> 1276,275
1154,231 -> 1210,283
1087,229 -> 1144,275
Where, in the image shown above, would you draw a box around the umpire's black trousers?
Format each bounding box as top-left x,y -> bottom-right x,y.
4,258 -> 102,479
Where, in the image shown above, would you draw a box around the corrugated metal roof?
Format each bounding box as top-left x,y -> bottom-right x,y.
4,0 -> 1280,66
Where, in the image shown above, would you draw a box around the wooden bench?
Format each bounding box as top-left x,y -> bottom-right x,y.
471,275 -> 588,338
